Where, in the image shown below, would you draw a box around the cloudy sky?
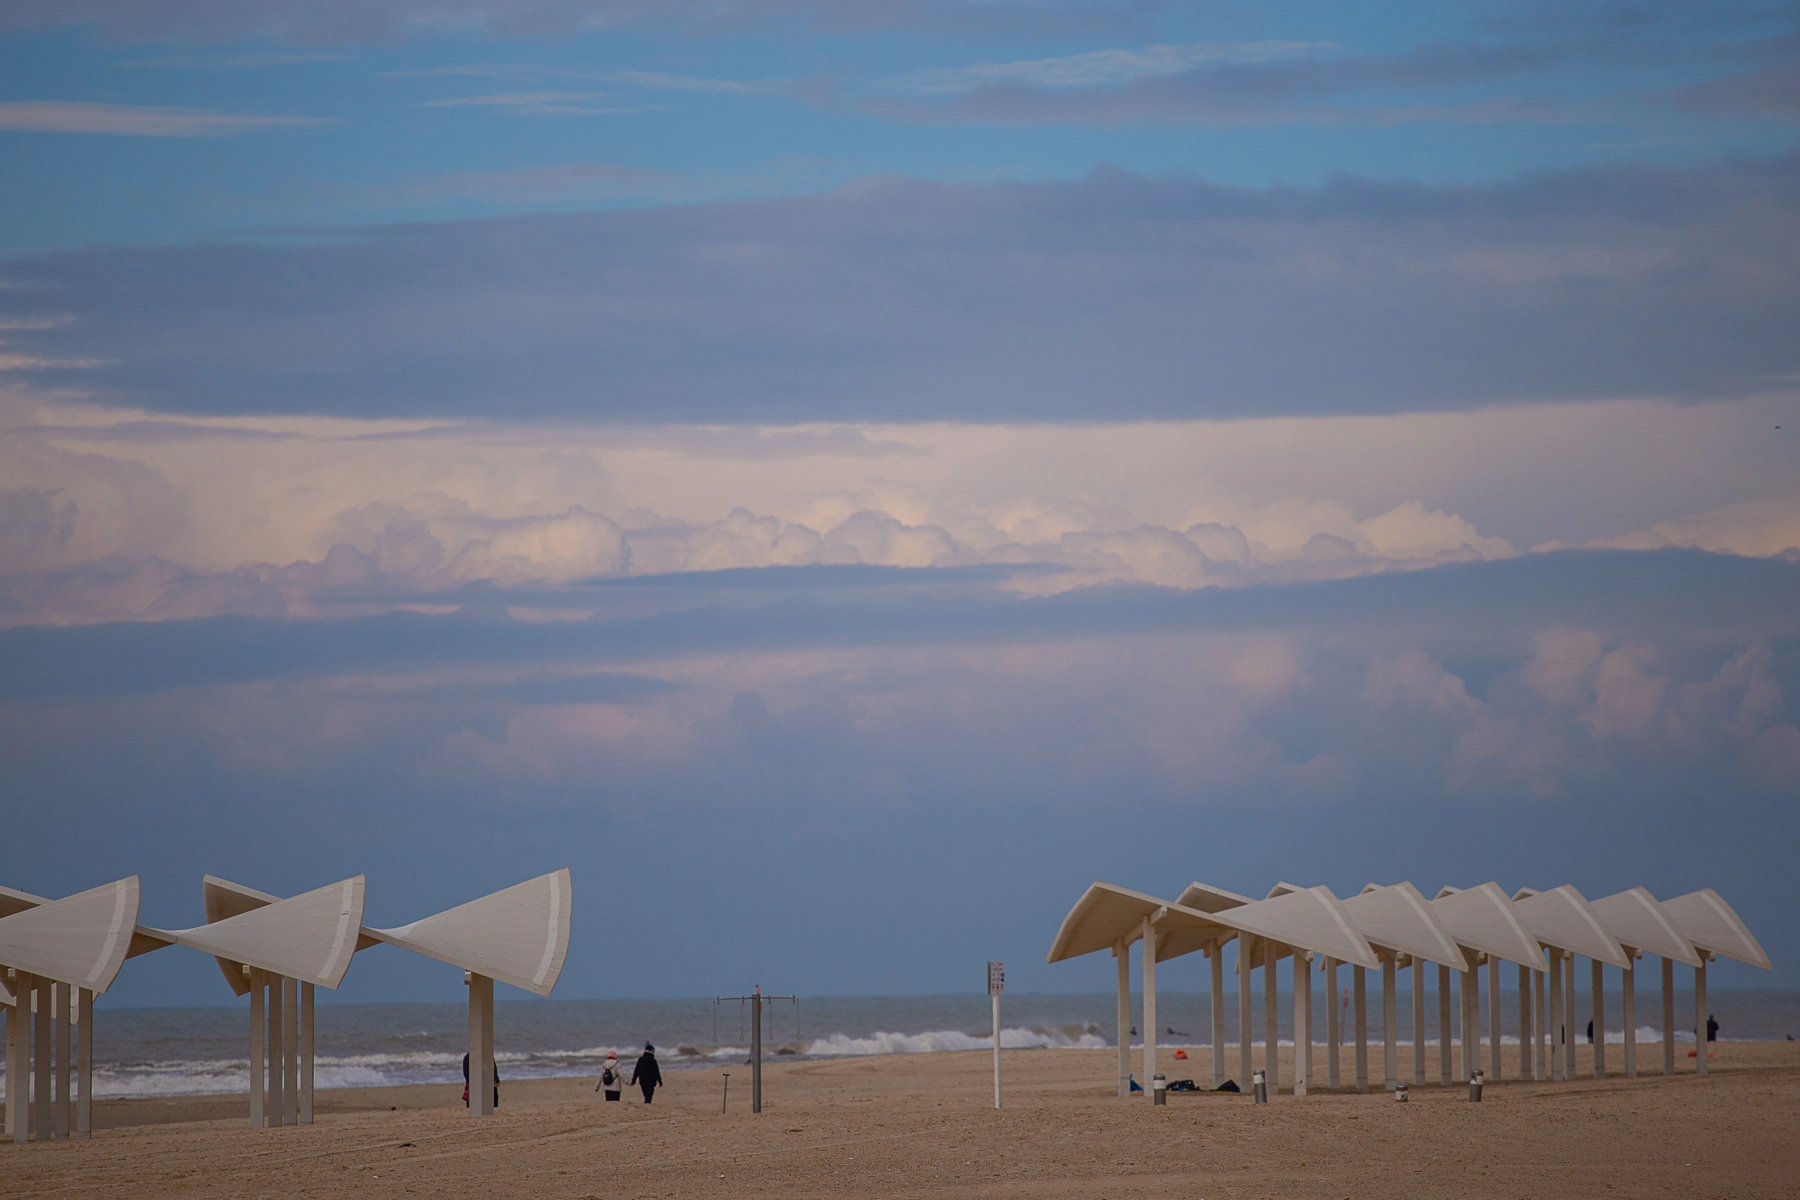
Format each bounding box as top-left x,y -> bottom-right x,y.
1,1 -> 1796,1006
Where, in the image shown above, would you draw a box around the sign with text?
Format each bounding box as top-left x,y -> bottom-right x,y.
987,961 -> 1005,995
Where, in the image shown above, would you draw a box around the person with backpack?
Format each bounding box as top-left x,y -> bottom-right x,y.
462,1052 -> 499,1109
629,1042 -> 663,1104
596,1050 -> 623,1101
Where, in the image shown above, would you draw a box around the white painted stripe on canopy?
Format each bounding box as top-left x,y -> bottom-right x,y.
368,869 -> 572,997
1341,882 -> 1469,971
165,877 -> 366,989
1,882 -> 173,963
1662,888 -> 1771,970
1589,887 -> 1701,967
1511,885 -> 1629,968
0,877 -> 140,993
1429,883 -> 1545,970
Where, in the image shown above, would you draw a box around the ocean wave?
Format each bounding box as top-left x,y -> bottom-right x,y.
804,1025 -> 1109,1057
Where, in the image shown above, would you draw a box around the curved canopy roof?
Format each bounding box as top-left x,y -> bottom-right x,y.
1429,883 -> 1545,970
366,869 -> 572,997
0,877 -> 140,993
164,876 -> 366,990
1511,885 -> 1629,968
1661,888 -> 1770,970
1047,881 -> 1379,970
1589,887 -> 1701,967
1342,882 -> 1469,971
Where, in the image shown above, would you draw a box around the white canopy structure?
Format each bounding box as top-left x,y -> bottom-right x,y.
1511,885 -> 1627,1083
1336,883 -> 1469,1093
1661,888 -> 1771,1079
203,869 -> 570,1121
1430,884 -> 1547,1086
1590,887 -> 1701,1079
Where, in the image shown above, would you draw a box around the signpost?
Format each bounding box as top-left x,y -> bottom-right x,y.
988,961 -> 1004,1110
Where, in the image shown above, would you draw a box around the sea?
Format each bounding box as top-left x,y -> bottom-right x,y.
6,989 -> 1796,1101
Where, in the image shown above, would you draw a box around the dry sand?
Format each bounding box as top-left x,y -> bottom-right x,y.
6,1042 -> 1799,1198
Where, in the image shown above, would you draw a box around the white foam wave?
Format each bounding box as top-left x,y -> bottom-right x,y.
804,1026 -> 1108,1057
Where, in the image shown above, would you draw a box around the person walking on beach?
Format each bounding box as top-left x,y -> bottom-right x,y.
464,1057 -> 500,1115
596,1050 -> 623,1101
630,1043 -> 663,1105
1707,1015 -> 1720,1043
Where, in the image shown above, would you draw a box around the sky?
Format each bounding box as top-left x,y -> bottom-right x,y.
0,1 -> 1797,1009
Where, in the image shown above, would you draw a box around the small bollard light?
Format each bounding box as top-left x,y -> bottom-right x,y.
1252,1068 -> 1268,1104
1469,1069 -> 1484,1103
1152,1073 -> 1167,1106
1394,1083 -> 1409,1102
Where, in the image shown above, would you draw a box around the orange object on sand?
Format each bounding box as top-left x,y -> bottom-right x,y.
1173,1049 -> 1188,1060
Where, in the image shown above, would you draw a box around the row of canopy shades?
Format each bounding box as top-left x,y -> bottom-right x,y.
0,869 -> 570,1143
1048,880 -> 1768,1098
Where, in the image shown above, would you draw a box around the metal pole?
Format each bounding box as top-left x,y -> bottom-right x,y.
751,985 -> 763,1114
992,992 -> 1002,1110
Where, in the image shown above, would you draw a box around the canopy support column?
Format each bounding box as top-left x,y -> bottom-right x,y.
6,971 -> 27,1143
249,968 -> 265,1128
1294,951 -> 1310,1097
1437,964 -> 1452,1085
1488,960 -> 1502,1080
1114,942 -> 1129,1098
1591,958 -> 1605,1078
469,972 -> 495,1115
1548,949 -> 1562,1080
1352,965 -> 1367,1090
1140,918 -> 1157,1096
1262,950 -> 1278,1094
53,981 -> 69,1140
1534,967 -> 1547,1080
76,988 -> 92,1140
1324,957 -> 1339,1089
1661,956 -> 1675,1076
1237,937 -> 1252,1089
1518,965 -> 1534,1080
300,982 -> 315,1124
1411,960 -> 1426,1084
1381,957 -> 1397,1090
34,977 -> 51,1140
1562,952 -> 1576,1081
282,976 -> 298,1125
1693,956 -> 1707,1076
1622,956 -> 1636,1078
1458,966 -> 1476,1082
267,977 -> 284,1125
1208,943 -> 1224,1090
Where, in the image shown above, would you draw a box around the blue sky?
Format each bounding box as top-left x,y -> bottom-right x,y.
0,0 -> 1796,1007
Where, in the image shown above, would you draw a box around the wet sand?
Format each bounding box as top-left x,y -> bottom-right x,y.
6,1041 -> 1798,1198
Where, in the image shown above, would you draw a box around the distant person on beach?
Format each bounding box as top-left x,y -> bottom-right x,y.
597,1050 -> 623,1101
1707,1015 -> 1719,1043
1587,1019 -> 1594,1044
630,1043 -> 663,1104
462,1052 -> 499,1109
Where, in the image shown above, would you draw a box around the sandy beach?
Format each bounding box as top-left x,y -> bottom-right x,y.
6,1042 -> 1798,1198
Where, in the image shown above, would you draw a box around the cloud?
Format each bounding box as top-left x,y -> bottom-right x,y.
387,62 -> 751,92
890,40 -> 1332,95
114,52 -> 356,69
3,156 -> 1796,422
0,100 -> 328,137
1673,62 -> 1800,119
417,90 -> 655,115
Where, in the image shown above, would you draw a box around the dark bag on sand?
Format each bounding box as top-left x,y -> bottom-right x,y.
1167,1079 -> 1198,1092
1213,1079 -> 1240,1093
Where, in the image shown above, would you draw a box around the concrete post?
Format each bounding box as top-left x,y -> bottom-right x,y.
53,981 -> 70,1140
300,982 -> 314,1124
1534,967 -> 1548,1080
1488,960 -> 1502,1081
34,977 -> 52,1140
1141,919 -> 1157,1095
1209,943 -> 1224,1090
1437,963 -> 1452,1085
1115,942 -> 1129,1098
1591,958 -> 1605,1078
1694,957 -> 1707,1076
1353,964 -> 1367,1090
1382,957 -> 1397,1090
1324,957 -> 1340,1088
1303,949 -> 1317,1101
1237,937 -> 1252,1090
1622,956 -> 1637,1078
249,969 -> 264,1128
1411,960 -> 1426,1084
469,973 -> 495,1115
282,976 -> 298,1126
6,971 -> 26,1143
267,976 -> 284,1125
1460,966 -> 1479,1083
1562,952 -> 1576,1082
1548,949 -> 1562,1080
1517,964 -> 1533,1080
1661,956 -> 1675,1076
1262,950 -> 1278,1094
76,988 -> 92,1140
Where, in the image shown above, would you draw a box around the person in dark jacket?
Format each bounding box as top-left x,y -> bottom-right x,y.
463,1052 -> 499,1109
1707,1014 -> 1720,1043
630,1043 -> 662,1104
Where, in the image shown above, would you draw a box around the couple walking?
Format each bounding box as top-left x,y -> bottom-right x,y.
598,1043 -> 662,1104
